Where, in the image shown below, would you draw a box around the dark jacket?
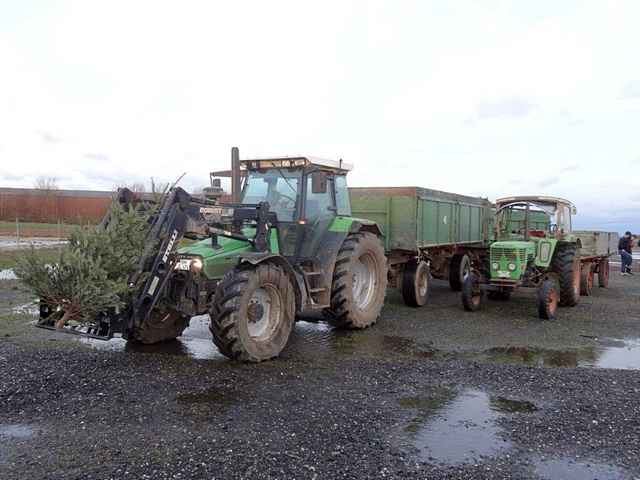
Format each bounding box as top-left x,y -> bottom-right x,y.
619,236 -> 633,253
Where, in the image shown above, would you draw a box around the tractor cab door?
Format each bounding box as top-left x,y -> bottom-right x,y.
297,171 -> 338,260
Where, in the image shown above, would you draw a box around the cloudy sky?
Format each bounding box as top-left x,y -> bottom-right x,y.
1,0 -> 639,232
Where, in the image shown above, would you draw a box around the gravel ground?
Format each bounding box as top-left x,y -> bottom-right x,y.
1,272 -> 640,479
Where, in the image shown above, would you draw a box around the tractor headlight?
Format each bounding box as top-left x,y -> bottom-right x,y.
492,262 -> 499,270
508,263 -> 517,271
190,258 -> 203,273
175,256 -> 204,273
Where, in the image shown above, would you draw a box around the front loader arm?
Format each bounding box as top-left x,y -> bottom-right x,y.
124,188 -> 213,337
123,188 -> 278,338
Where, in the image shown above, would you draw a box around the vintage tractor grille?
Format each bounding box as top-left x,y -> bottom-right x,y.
491,247 -> 530,264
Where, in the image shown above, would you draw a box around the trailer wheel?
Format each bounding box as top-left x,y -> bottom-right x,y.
580,263 -> 594,296
537,279 -> 559,320
461,272 -> 483,311
401,260 -> 430,307
209,263 -> 295,362
598,258 -> 610,288
328,232 -> 388,329
449,254 -> 471,292
488,290 -> 511,301
551,244 -> 581,307
131,308 -> 190,344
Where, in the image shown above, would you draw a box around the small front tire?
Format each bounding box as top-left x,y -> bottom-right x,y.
537,279 -> 559,320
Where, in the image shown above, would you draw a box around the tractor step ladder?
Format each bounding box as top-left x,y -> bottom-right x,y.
302,269 -> 328,309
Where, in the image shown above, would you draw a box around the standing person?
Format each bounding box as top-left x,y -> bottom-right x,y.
619,231 -> 634,275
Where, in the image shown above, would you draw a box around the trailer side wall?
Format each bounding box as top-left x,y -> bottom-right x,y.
350,187 -> 491,252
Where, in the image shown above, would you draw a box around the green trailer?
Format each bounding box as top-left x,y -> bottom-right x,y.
349,187 -> 493,306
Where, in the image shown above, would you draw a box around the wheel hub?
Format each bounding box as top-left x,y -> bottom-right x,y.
247,302 -> 265,323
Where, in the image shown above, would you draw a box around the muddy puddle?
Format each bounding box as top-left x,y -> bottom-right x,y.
0,424 -> 35,439
399,389 -> 537,465
533,456 -> 629,479
82,315 -> 226,361
396,388 -> 536,465
476,337 -> 640,370
81,317 -> 435,362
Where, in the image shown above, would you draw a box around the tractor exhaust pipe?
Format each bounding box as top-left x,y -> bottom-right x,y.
231,147 -> 241,203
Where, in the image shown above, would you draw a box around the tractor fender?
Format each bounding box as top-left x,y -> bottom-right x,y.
350,219 -> 384,237
329,216 -> 384,238
238,253 -> 302,311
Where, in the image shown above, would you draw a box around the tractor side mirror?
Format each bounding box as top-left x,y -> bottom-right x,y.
311,172 -> 327,194
571,206 -> 577,215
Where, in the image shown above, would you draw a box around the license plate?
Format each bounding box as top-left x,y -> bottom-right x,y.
176,259 -> 191,271
498,271 -> 510,278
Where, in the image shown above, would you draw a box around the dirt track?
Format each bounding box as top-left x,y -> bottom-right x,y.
1,272 -> 640,479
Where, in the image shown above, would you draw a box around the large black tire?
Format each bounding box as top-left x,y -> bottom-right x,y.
598,258 -> 610,288
401,260 -> 430,307
461,272 -> 483,312
209,263 -> 295,362
328,232 -> 388,329
130,308 -> 190,344
580,263 -> 594,296
537,279 -> 559,320
449,254 -> 471,292
551,244 -> 581,307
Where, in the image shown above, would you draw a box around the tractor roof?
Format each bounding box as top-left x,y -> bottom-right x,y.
240,156 -> 353,172
496,195 -> 574,209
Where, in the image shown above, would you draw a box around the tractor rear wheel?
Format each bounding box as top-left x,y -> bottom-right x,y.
401,260 -> 430,307
209,263 -> 295,362
449,254 -> 471,292
131,308 -> 190,344
328,232 -> 388,329
598,258 -> 610,288
551,244 -> 581,307
580,263 -> 594,296
461,272 -> 483,311
537,279 -> 559,320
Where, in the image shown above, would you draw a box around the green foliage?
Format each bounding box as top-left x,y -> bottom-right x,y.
15,203 -> 153,325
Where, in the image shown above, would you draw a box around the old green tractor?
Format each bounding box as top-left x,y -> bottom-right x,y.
461,196 -> 582,320
41,149 -> 388,362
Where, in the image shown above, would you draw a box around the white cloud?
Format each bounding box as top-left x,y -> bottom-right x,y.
0,0 -> 639,230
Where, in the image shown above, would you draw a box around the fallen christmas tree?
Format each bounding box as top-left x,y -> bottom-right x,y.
15,201 -> 154,328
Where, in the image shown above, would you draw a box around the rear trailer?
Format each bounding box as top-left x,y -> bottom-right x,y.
349,186 -> 493,306
574,230 -> 619,294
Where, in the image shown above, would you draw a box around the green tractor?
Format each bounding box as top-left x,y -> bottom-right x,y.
41,149 -> 388,362
461,196 -> 582,320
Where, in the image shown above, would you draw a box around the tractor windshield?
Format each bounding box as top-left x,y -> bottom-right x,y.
241,170 -> 301,222
496,200 -> 572,240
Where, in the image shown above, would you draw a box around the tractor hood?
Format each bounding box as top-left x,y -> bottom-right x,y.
178,229 -> 255,280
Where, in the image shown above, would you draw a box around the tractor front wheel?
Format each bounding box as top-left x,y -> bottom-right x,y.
328,232 -> 388,329
401,260 -> 430,307
537,279 -> 559,320
461,272 -> 483,311
130,308 -> 190,344
209,263 -> 295,362
551,244 -> 581,307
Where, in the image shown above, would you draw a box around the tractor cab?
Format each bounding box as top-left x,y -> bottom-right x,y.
490,196 -> 577,284
235,156 -> 353,259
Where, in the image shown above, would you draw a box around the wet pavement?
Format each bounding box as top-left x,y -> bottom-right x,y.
3,270 -> 640,478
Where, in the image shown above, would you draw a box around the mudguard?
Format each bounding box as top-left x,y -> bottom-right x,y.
238,253 -> 303,311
